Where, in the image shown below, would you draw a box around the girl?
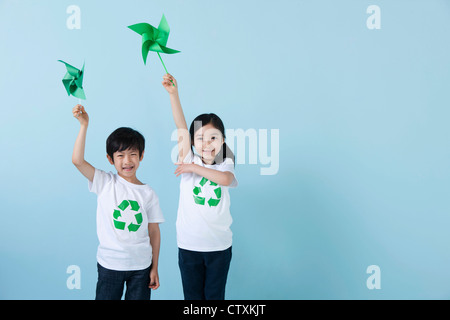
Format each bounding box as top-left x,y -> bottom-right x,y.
162,74 -> 238,300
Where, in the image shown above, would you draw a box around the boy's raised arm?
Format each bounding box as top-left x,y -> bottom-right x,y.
72,105 -> 95,182
162,74 -> 191,163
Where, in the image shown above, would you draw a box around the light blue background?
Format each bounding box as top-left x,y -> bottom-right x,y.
1,0 -> 450,299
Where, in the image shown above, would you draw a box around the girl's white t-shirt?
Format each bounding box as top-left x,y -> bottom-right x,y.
177,150 -> 238,252
89,168 -> 165,271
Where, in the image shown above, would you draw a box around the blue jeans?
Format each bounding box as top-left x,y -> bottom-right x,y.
95,263 -> 151,300
178,246 -> 232,300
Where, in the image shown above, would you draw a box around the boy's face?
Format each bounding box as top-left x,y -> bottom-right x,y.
107,147 -> 143,180
193,123 -> 224,164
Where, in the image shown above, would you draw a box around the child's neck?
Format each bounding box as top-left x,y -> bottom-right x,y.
202,157 -> 215,165
118,173 -> 144,185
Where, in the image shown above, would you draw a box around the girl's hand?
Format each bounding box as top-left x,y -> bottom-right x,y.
162,73 -> 178,95
174,162 -> 197,177
72,104 -> 89,127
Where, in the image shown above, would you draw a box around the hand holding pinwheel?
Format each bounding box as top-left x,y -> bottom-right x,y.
128,15 -> 180,85
58,60 -> 86,100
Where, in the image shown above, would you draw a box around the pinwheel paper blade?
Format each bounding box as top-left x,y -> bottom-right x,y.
58,60 -> 86,100
128,14 -> 180,65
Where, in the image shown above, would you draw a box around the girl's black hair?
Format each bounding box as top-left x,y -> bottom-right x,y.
189,113 -> 235,165
106,127 -> 145,162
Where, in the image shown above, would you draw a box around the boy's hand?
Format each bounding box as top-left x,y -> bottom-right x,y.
162,73 -> 178,95
149,268 -> 160,290
72,104 -> 89,126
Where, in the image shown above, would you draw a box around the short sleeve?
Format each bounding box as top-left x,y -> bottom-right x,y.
181,149 -> 194,164
216,158 -> 238,188
145,192 -> 165,224
181,149 -> 203,165
88,168 -> 113,195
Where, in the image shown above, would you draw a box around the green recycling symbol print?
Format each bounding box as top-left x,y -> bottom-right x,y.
193,177 -> 222,207
113,200 -> 143,232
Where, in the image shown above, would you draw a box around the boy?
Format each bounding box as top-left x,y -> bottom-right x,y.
71,104 -> 164,300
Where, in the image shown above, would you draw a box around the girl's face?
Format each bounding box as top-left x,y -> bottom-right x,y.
193,123 -> 224,164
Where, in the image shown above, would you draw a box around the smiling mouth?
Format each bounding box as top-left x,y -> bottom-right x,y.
122,166 -> 134,172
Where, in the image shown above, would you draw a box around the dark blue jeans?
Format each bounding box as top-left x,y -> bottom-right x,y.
178,246 -> 232,300
95,263 -> 151,300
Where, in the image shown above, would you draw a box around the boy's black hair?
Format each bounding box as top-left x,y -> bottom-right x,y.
106,127 -> 145,162
189,113 -> 235,165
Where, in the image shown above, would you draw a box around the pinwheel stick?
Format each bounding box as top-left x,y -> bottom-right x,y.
157,52 -> 175,86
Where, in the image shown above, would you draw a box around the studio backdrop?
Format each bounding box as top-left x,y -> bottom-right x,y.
1,0 -> 450,299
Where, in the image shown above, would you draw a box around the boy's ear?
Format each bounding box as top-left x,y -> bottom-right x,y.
107,154 -> 114,165
140,150 -> 145,161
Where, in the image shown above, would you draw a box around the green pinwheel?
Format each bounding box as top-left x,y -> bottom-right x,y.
128,14 -> 180,77
58,60 -> 86,100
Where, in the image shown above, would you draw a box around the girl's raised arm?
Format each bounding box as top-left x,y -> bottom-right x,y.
162,74 -> 191,162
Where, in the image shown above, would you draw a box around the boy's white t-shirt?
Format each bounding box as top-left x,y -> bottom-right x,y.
177,150 -> 238,252
89,168 -> 165,271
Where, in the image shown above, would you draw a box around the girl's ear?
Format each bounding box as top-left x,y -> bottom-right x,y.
107,154 -> 114,165
140,150 -> 145,161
